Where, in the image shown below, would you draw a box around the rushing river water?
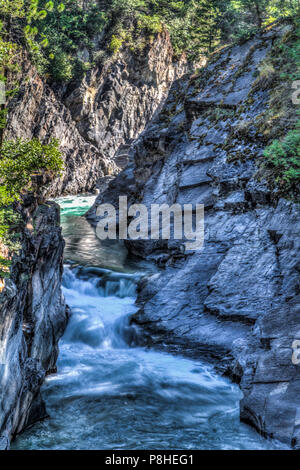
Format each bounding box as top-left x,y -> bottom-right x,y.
12,195 -> 284,450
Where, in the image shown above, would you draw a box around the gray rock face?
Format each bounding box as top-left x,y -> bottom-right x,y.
0,199 -> 67,446
4,58 -> 114,197
64,30 -> 187,163
5,31 -> 186,196
88,25 -> 300,447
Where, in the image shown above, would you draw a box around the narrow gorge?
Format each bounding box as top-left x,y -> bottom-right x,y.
0,0 -> 299,452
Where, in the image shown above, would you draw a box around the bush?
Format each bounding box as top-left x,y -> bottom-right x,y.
109,35 -> 123,54
0,138 -> 64,205
137,14 -> 163,34
0,207 -> 22,278
0,138 -> 63,277
0,256 -> 12,278
72,58 -> 91,80
32,0 -> 108,80
256,18 -> 300,198
263,127 -> 300,191
48,48 -> 73,81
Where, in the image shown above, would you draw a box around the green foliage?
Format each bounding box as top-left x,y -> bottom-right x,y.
189,0 -> 221,54
0,38 -> 20,73
32,0 -> 108,81
0,207 -> 22,246
254,17 -> 300,198
0,138 -> 63,205
109,35 -> 124,54
263,127 -> 300,192
0,0 -> 25,19
107,0 -> 300,61
1,0 -> 300,78
137,14 -> 163,34
0,1 -> 66,278
0,207 -> 22,277
0,138 -> 63,278
1,0 -> 296,81
109,0 -> 222,58
48,47 -> 73,81
0,256 -> 12,278
0,138 -> 63,259
278,21 -> 300,82
217,0 -> 300,44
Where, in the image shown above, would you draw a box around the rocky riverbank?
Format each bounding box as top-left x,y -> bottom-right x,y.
0,197 -> 67,448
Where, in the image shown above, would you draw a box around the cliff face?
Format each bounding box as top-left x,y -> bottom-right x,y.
4,56 -> 113,197
0,199 -> 67,448
5,31 -> 186,196
64,30 -> 187,163
88,23 -> 300,447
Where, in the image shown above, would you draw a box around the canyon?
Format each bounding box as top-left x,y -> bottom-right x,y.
0,19 -> 300,449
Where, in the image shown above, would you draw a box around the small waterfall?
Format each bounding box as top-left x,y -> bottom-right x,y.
63,265 -> 139,299
61,265 -> 139,350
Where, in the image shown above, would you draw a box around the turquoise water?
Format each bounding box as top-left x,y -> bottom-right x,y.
12,196 -> 285,450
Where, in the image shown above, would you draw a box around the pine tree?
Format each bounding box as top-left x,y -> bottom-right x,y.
236,0 -> 271,29
191,0 -> 221,53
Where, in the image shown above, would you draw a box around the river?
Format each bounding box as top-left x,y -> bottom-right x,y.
12,195 -> 283,450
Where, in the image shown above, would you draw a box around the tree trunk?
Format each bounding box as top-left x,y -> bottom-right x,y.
255,1 -> 262,29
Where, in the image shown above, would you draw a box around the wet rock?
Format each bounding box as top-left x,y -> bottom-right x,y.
0,201 -> 67,446
0,436 -> 9,450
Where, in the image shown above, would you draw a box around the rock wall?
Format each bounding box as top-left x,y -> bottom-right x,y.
5,30 -> 186,196
64,30 -> 186,162
0,198 -> 67,448
4,57 -> 114,197
88,23 -> 300,448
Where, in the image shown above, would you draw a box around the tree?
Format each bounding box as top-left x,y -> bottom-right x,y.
192,0 -> 221,53
0,139 -> 63,206
0,1 -> 65,267
31,0 -> 108,80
